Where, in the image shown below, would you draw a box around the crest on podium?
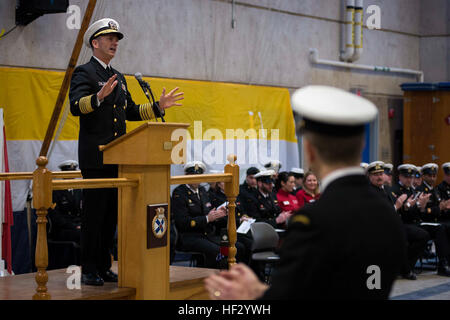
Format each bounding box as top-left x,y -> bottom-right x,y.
147,203 -> 168,249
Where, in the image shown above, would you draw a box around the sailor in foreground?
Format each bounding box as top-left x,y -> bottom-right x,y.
204,86 -> 406,299
69,18 -> 184,286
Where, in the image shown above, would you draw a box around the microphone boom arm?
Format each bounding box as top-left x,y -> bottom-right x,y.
135,75 -> 165,122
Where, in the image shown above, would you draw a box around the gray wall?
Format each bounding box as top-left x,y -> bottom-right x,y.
1,0 -> 448,94
0,0 -> 448,166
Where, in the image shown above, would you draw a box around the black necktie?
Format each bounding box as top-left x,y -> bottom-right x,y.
107,66 -> 114,77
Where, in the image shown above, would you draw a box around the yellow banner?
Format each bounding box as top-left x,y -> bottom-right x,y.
0,67 -> 297,142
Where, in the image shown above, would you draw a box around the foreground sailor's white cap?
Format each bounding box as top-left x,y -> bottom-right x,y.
184,161 -> 206,174
291,86 -> 378,136
421,163 -> 438,175
367,161 -> 385,174
84,18 -> 124,48
264,160 -> 282,173
290,168 -> 304,175
58,160 -> 79,170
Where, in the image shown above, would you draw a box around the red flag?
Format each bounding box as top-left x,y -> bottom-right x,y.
2,126 -> 13,274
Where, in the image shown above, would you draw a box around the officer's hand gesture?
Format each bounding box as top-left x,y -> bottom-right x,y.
395,194 -> 407,210
404,194 -> 416,210
417,193 -> 431,211
207,207 -> 227,223
159,87 -> 184,110
97,74 -> 118,101
439,199 -> 450,211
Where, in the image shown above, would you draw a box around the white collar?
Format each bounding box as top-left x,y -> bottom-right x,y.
186,184 -> 199,194
259,190 -> 269,198
423,181 -> 433,190
93,55 -> 111,69
320,166 -> 365,193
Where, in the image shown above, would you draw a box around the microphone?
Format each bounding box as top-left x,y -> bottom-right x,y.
134,72 -> 165,122
134,72 -> 149,89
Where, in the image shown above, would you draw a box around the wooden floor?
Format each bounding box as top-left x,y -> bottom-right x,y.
0,262 -> 217,300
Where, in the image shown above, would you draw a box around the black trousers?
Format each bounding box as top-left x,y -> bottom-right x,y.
419,223 -> 450,260
179,234 -> 248,268
403,224 -> 430,273
80,165 -> 118,274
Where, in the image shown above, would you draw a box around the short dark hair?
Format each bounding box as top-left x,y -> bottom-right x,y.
303,131 -> 364,165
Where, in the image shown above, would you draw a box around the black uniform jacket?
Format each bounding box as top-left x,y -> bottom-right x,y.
172,184 -> 216,237
48,189 -> 82,238
261,174 -> 406,300
69,57 -> 162,169
245,189 -> 282,228
437,181 -> 450,219
391,183 -> 421,224
416,182 -> 443,222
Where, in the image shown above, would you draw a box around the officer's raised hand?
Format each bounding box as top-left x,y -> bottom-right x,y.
97,74 -> 118,101
159,87 -> 184,110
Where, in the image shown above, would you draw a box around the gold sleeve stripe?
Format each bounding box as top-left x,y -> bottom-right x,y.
79,95 -> 94,114
139,103 -> 155,120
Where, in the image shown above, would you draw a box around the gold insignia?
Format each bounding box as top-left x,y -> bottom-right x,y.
108,20 -> 118,30
79,95 -> 94,114
152,207 -> 167,239
427,208 -> 431,214
425,188 -> 428,192
190,220 -> 196,227
291,215 -> 310,226
139,103 -> 155,120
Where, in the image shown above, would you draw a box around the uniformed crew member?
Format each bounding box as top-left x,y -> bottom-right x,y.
289,167 -> 304,195
416,164 -> 450,222
48,160 -> 82,244
69,18 -> 184,286
437,162 -> 450,220
243,170 -> 291,229
369,161 -> 427,280
367,161 -> 393,204
383,163 -> 393,188
236,167 -> 259,219
205,86 -> 406,299
413,166 -> 423,190
208,170 -> 253,265
392,163 -> 450,277
171,161 -> 248,267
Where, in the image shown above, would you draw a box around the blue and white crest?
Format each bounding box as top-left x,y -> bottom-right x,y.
152,207 -> 167,239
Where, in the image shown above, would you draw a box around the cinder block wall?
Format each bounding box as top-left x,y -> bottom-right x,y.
0,0 -> 448,164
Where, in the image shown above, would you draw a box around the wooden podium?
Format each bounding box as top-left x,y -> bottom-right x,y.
100,122 -> 189,300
